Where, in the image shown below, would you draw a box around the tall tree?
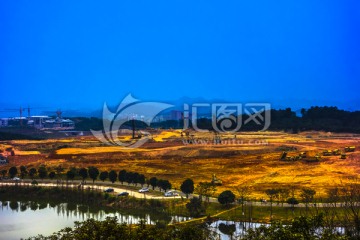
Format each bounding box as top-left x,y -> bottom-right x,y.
78,168 -> 88,182
137,174 -> 146,187
278,188 -> 290,207
125,172 -> 134,185
158,179 -> 171,192
20,165 -> 27,178
235,185 -> 251,214
265,188 -> 280,217
38,166 -> 47,180
196,182 -> 216,202
8,166 -> 18,178
29,168 -> 37,179
99,171 -> 108,182
301,187 -> 316,210
149,177 -> 158,190
49,171 -> 56,180
88,166 -> 99,183
133,172 -> 140,186
108,170 -> 117,183
186,197 -> 205,217
118,170 -> 127,184
66,170 -> 75,182
180,178 -> 195,198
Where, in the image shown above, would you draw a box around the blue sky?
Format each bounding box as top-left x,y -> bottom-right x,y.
1,1 -> 359,115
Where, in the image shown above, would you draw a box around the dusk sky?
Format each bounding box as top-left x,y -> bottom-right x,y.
1,1 -> 359,115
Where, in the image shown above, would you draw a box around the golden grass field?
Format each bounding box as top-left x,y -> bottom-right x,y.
1,130 -> 359,199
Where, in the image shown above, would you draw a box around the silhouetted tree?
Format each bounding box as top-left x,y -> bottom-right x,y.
8,166 -> 18,178
29,168 -> 37,179
133,172 -> 140,186
118,170 -> 126,184
88,166 -> 99,183
287,197 -> 299,212
149,177 -> 158,190
49,171 -> 56,180
108,170 -> 117,183
180,178 -> 194,198
218,223 -> 236,239
125,172 -> 135,185
66,170 -> 75,182
20,165 -> 27,178
99,171 -> 108,182
38,166 -> 47,180
137,174 -> 146,187
78,168 -> 88,182
218,190 -> 235,206
186,197 -> 205,217
158,179 -> 171,192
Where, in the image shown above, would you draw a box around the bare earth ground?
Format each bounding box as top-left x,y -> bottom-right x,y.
1,130 -> 359,199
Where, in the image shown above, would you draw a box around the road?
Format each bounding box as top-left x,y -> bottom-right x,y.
0,179 -> 182,200
0,179 -> 355,208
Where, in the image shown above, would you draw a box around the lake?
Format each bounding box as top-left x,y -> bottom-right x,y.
0,200 -> 191,240
0,200 -> 276,240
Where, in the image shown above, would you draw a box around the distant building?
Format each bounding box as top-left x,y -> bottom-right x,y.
0,118 -> 9,127
27,116 -> 75,130
27,116 -> 52,128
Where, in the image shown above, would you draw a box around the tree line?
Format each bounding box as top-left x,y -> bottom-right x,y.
1,166 -> 174,192
72,106 -> 360,133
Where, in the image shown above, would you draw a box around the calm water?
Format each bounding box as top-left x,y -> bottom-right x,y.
0,200 -> 190,240
0,200 -> 277,240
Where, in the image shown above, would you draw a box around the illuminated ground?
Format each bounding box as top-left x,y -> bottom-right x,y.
1,130 -> 359,199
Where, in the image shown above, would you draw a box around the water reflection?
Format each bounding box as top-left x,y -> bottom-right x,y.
210,220 -> 268,240
0,200 -> 191,240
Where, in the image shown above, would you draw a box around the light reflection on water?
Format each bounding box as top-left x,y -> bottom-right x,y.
3,200 -> 343,240
0,201 -> 190,240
